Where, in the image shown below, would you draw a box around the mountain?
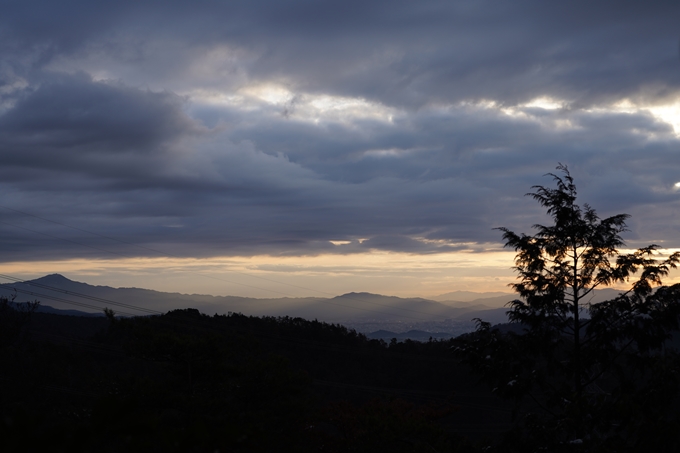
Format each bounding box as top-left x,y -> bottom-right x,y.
0,275 -> 634,339
0,274 -> 259,316
455,307 -> 511,325
314,293 -> 460,321
455,288 -> 634,327
0,274 -> 471,323
366,329 -> 458,342
430,290 -> 513,303
463,294 -> 516,307
34,305 -> 105,317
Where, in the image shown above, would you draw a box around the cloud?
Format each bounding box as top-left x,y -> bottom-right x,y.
4,1 -> 679,108
0,73 -> 201,180
0,1 -> 679,265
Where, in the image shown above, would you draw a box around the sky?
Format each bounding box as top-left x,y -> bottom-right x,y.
1,0 -> 680,298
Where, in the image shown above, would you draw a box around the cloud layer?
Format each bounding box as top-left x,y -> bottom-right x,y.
1,0 -> 680,265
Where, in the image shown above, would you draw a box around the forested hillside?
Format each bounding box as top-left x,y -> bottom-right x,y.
1,305 -> 505,452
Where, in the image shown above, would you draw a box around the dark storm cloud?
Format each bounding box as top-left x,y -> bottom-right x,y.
3,1 -> 680,107
3,76 -> 189,145
0,73 -> 199,174
0,0 -> 679,262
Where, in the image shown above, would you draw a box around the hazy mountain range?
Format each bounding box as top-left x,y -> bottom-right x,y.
0,274 -> 626,340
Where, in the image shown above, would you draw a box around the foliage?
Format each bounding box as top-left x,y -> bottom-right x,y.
455,165 -> 680,451
311,397 -> 471,453
1,308 -> 480,452
0,293 -> 39,347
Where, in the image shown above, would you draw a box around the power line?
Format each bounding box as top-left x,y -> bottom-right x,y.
0,273 -> 158,315
0,270 -> 436,322
0,204 -> 368,295
0,206 -> 454,320
0,220 -> 306,299
5,287 -> 145,317
0,274 -> 460,362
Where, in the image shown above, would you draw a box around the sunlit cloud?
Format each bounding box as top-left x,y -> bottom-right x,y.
522,97 -> 564,110
190,83 -> 398,125
647,102 -> 680,135
241,84 -> 295,105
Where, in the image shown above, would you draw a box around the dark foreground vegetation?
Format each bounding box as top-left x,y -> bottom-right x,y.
1,301 -> 494,453
456,166 -> 680,452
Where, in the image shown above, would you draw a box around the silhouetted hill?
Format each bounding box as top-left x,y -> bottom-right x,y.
0,275 -> 637,343
326,292 -> 463,321
0,274 -> 323,318
367,329 -> 459,342
431,290 -> 512,303
1,305 -> 495,451
454,288 -> 636,329
0,274 -> 491,324
35,305 -> 104,317
465,294 -> 516,307
455,307 -> 511,325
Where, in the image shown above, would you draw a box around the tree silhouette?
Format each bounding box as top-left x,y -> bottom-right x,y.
0,293 -> 39,347
456,165 -> 680,451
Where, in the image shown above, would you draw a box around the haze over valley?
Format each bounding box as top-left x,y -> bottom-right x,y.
1,273 -> 624,340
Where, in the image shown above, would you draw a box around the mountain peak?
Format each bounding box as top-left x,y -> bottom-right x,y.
34,273 -> 73,283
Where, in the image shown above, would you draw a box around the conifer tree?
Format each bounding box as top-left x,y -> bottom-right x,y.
457,165 -> 680,451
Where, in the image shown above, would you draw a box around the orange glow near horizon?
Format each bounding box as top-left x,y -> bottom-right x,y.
0,248 -> 677,301
0,250 -> 519,299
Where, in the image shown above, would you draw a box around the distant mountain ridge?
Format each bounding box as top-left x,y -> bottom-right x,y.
366,329 -> 457,342
430,290 -> 513,302
1,274 -> 495,323
0,274 -> 632,339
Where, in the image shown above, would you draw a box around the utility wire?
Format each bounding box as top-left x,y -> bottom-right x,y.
0,205 -> 445,319
0,269 -> 435,322
1,273 -> 462,362
6,287 -> 143,317
0,220 -> 305,300
0,273 -> 160,315
0,228 -> 444,322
